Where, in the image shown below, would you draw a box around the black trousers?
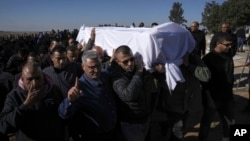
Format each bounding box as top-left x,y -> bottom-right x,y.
0,133 -> 9,141
199,93 -> 234,141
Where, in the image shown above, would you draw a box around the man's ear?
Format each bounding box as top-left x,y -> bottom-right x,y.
20,74 -> 24,81
81,64 -> 85,71
114,58 -> 119,63
50,54 -> 53,61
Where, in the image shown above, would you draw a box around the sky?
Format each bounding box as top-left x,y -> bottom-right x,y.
0,0 -> 226,31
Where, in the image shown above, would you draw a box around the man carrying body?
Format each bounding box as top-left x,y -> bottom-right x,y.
110,45 -> 157,141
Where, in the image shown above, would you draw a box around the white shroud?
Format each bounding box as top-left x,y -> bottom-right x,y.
76,22 -> 195,92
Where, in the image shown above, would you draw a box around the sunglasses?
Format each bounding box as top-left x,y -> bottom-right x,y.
220,43 -> 232,47
119,57 -> 135,65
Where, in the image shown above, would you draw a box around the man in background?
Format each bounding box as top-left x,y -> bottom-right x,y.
210,22 -> 237,57
190,21 -> 206,57
235,26 -> 246,52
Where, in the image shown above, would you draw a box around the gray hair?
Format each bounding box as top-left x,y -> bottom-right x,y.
81,50 -> 101,64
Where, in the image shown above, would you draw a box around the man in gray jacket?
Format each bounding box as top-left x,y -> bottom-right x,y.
111,45 -> 157,141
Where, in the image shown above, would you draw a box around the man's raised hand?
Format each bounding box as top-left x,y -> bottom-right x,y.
67,77 -> 80,102
23,83 -> 41,108
90,28 -> 96,41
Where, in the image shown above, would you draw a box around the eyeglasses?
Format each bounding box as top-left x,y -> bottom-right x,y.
119,57 -> 135,65
220,43 -> 232,47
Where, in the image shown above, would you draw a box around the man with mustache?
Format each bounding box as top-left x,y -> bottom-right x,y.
0,62 -> 65,141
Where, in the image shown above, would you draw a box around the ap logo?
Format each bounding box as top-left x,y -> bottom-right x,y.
230,124 -> 250,141
234,129 -> 247,136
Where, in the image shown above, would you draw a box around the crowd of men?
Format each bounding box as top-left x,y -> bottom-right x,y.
0,21 -> 249,141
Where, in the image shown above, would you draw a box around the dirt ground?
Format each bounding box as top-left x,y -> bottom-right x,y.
183,51 -> 250,141
183,88 -> 250,141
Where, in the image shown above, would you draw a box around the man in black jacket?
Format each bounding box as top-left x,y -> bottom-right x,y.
235,26 -> 246,52
210,22 -> 237,57
5,47 -> 28,75
199,33 -> 235,141
43,45 -> 83,98
0,62 -> 65,141
111,45 -> 157,141
190,21 -> 206,57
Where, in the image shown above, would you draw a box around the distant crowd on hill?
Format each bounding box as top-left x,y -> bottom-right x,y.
0,29 -> 79,67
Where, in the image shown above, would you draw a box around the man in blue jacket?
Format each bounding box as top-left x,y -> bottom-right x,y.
58,50 -> 117,141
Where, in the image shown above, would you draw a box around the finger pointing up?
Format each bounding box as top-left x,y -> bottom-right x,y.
74,77 -> 79,88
